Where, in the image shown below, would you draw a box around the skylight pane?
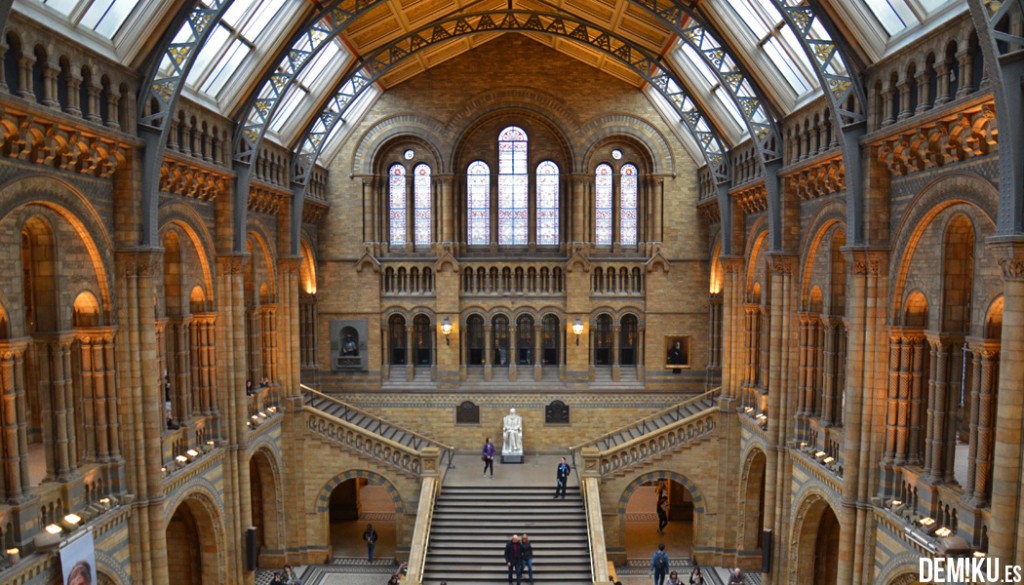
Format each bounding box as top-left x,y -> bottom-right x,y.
42,0 -> 77,15
678,44 -> 718,88
201,39 -> 250,95
82,0 -> 140,39
270,86 -> 305,132
242,0 -> 287,39
299,41 -> 342,87
763,36 -> 812,94
187,24 -> 231,86
713,86 -> 746,130
732,0 -> 770,38
221,0 -> 252,28
863,0 -> 914,35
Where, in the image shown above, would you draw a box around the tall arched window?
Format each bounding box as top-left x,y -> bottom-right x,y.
620,164 -> 638,246
389,164 -> 407,246
595,164 -> 613,245
414,164 -> 432,246
536,160 -> 559,245
498,126 -> 528,245
467,161 -> 490,245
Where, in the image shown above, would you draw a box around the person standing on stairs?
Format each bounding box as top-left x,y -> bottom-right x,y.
504,534 -> 526,585
482,437 -> 495,478
521,533 -> 534,585
363,523 -> 378,563
650,543 -> 669,585
554,457 -> 570,498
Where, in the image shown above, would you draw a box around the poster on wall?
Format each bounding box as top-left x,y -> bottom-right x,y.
59,529 -> 96,585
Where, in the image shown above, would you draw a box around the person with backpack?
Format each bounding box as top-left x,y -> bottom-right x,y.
362,523 -> 378,562
656,491 -> 669,534
650,543 -> 670,585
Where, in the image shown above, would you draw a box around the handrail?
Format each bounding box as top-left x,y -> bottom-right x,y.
404,471 -> 440,584
582,476 -> 610,583
300,384 -> 455,453
569,387 -> 721,452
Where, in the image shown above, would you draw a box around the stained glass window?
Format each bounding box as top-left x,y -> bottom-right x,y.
620,164 -> 638,246
467,161 -> 490,246
388,164 -> 406,247
595,164 -> 613,246
498,126 -> 528,246
414,164 -> 432,247
536,161 -> 559,246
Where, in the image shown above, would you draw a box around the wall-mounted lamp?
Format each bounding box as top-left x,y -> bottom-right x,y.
442,317 -> 452,346
572,318 -> 584,346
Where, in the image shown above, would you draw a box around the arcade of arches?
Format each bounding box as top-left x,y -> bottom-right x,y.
0,2 -> 1022,585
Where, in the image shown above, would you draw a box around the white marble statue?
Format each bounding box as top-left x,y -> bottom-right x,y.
502,408 -> 523,455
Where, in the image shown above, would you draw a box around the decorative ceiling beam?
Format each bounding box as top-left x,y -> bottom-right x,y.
767,0 -> 868,246
289,9 -> 731,189
632,0 -> 782,165
134,0 -> 235,248
233,0 -> 391,165
967,0 -> 1024,235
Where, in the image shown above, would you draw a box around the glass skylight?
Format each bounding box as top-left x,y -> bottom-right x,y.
185,0 -> 295,99
37,0 -> 142,39
269,38 -> 349,137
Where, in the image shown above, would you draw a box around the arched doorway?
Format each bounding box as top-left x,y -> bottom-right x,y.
249,449 -> 281,567
166,496 -> 223,585
793,497 -> 840,585
328,478 -> 397,562
624,479 -> 696,561
741,449 -> 767,555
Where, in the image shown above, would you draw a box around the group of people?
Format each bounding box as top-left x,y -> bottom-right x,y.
649,544 -> 745,585
503,533 -> 536,585
267,565 -> 300,584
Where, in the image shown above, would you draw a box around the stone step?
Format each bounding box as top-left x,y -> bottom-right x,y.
424,483 -> 592,584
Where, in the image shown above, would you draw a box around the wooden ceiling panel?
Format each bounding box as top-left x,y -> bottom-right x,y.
599,57 -> 645,87
345,15 -> 405,52
379,60 -> 426,88
617,13 -> 672,50
563,0 -> 617,25
552,37 -> 602,68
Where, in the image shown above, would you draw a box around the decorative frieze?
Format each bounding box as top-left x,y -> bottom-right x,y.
876,99 -> 997,177
160,155 -> 230,201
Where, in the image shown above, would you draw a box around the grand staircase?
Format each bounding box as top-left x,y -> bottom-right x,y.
579,388 -> 720,452
304,387 -> 441,453
423,484 -> 592,584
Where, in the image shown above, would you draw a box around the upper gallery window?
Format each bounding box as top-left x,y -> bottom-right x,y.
536,161 -> 560,246
498,126 -> 529,246
595,161 -> 639,246
467,161 -> 491,246
388,162 -> 433,248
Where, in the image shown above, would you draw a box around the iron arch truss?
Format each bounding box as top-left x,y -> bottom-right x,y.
967,0 -> 1024,234
289,9 -> 731,186
632,0 -> 783,167
233,0 -> 392,164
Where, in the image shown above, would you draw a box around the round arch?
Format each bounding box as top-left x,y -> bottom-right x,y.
578,118 -> 672,175
248,445 -> 285,564
789,489 -> 842,585
352,115 -> 449,174
165,488 -> 227,585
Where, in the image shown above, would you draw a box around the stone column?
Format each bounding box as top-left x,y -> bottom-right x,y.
381,321 -> 390,381
571,174 -> 588,244
483,322 -> 493,381
924,334 -> 952,481
720,257 -> 744,403
0,339 -> 29,502
934,63 -> 952,105
405,323 -> 414,382
973,346 -> 998,507
437,173 -> 455,245
821,319 -> 839,426
797,313 -> 814,438
611,324 -> 621,382
509,324 -> 518,382
533,322 -> 543,382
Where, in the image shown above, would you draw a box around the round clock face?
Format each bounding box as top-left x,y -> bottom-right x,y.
611,149 -> 622,160
403,149 -> 415,160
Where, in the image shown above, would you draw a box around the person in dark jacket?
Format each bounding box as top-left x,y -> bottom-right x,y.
504,534 -> 526,585
521,533 -> 535,585
482,437 -> 495,478
363,523 -> 378,562
554,457 -> 570,499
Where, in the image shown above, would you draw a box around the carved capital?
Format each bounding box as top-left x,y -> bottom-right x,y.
217,254 -> 247,276
767,253 -> 797,276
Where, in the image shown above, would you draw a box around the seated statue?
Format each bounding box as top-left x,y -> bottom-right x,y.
502,408 -> 523,455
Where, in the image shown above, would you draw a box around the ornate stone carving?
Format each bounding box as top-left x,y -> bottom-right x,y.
0,104 -> 131,179
160,156 -> 229,201
876,99 -> 998,177
596,411 -> 718,476
306,412 -> 423,478
248,184 -> 288,215
733,183 -> 768,214
783,152 -> 846,200
998,256 -> 1024,281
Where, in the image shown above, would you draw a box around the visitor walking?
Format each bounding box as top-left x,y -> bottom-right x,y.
362,523 -> 378,563
657,490 -> 669,534
650,543 -> 669,585
554,457 -> 570,499
504,534 -> 526,585
482,437 -> 495,478
728,567 -> 744,584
